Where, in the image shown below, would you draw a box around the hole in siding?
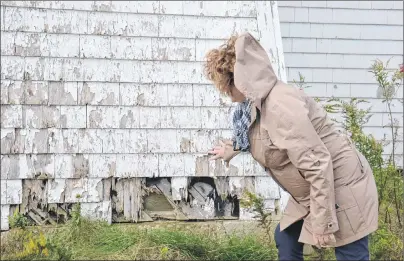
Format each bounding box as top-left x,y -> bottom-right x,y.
189,177 -> 240,218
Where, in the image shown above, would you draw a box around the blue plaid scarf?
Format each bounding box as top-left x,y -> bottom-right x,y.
231,100 -> 252,152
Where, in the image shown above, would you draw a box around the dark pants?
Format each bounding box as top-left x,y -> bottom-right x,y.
275,220 -> 370,261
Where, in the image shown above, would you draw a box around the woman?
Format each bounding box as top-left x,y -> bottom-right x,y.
205,33 -> 378,261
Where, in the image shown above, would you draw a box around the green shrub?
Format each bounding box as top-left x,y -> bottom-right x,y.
294,60 -> 403,260
9,209 -> 29,229
0,227 -> 71,261
370,222 -> 403,260
240,190 -> 274,243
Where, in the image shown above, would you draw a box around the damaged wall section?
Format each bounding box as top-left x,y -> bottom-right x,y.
0,171 -> 282,229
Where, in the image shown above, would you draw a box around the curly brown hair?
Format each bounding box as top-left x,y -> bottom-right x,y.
203,35 -> 238,95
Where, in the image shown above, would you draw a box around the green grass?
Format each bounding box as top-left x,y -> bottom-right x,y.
2,218 -> 403,260
1,218 -> 277,261
2,207 -> 402,261
147,228 -> 277,260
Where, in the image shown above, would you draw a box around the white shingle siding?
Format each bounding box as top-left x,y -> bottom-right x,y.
0,1 -> 286,229
278,1 -> 403,166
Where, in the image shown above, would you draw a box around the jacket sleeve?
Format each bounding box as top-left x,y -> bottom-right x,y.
264,92 -> 339,235
222,139 -> 241,165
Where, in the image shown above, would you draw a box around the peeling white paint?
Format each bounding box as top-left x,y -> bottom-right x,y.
255,1 -> 286,82
0,128 -> 14,140
159,1 -> 257,17
228,176 -> 255,197
89,154 -> 116,178
54,154 -> 74,179
0,180 -> 7,205
86,178 -> 104,202
19,154 -> 33,179
78,82 -> 119,105
171,177 -> 189,201
239,207 -> 257,221
81,201 -> 112,224
64,178 -> 87,203
0,1 -> 287,228
263,199 -> 276,211
255,176 -> 281,199
47,179 -> 66,203
0,105 -> 22,128
1,205 -> 10,231
5,180 -> 23,204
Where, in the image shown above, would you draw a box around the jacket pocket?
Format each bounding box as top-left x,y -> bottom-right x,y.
334,186 -> 366,239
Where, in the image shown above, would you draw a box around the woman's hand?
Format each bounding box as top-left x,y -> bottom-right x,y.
208,140 -> 227,160
207,140 -> 241,167
313,233 -> 336,248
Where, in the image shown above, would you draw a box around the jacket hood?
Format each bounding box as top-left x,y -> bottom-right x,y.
234,33 -> 278,110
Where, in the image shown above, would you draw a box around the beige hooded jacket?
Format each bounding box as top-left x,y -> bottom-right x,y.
223,33 -> 378,247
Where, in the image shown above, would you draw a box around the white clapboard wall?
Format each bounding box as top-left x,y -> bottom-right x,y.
278,1 -> 403,166
0,1 -> 287,230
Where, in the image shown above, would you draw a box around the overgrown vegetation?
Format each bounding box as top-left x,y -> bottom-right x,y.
1,201 -> 277,260
240,190 -> 275,244
293,60 -> 404,260
9,208 -> 30,229
366,60 -> 403,260
1,61 -> 402,261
